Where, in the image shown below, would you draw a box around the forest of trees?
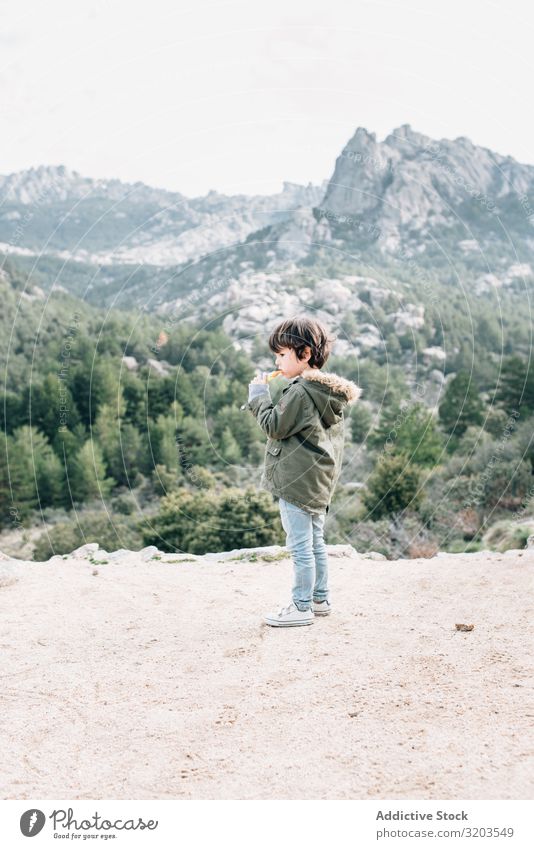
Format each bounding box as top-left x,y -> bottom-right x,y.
2,255 -> 534,560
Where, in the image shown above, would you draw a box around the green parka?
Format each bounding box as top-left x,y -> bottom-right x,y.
241,367 -> 362,514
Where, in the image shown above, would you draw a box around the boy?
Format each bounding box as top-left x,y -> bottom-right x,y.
241,316 -> 362,627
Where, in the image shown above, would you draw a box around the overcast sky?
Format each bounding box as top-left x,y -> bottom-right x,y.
1,0 -> 533,197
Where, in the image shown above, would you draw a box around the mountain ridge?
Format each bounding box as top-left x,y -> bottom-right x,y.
1,124 -> 533,315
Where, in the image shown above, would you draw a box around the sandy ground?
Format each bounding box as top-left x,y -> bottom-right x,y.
0,545 -> 533,800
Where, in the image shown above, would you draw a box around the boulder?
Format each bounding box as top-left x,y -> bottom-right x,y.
107,549 -> 135,560
0,565 -> 18,588
326,544 -> 359,557
359,551 -> 388,561
139,545 -> 161,561
71,543 -> 99,558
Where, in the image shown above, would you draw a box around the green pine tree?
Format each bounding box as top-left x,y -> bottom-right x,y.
68,440 -> 114,503
219,426 -> 242,464
350,404 -> 372,444
370,401 -> 443,467
494,355 -> 534,417
361,452 -> 423,520
438,371 -> 484,437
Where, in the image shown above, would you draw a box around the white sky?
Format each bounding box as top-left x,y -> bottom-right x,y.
1,0 -> 533,197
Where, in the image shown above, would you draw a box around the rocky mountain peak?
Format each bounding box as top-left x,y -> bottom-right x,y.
0,163 -> 87,204
320,123 -> 534,250
343,126 -> 378,153
384,123 -> 432,153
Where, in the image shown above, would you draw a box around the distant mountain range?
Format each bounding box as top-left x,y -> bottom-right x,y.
0,164 -> 326,266
1,123 -> 533,318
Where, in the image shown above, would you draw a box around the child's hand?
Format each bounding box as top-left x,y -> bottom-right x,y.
250,369 -> 268,385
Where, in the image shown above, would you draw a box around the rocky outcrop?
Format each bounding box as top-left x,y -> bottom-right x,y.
320,123 -> 534,252
0,543 -> 390,564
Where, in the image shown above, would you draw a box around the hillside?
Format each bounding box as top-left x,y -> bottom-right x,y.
1,124 -> 533,313
1,543 -> 532,800
3,125 -> 534,569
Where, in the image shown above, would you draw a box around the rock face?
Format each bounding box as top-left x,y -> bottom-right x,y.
321,123 -> 534,251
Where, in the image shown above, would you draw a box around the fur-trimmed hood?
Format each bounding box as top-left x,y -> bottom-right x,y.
294,367 -> 362,427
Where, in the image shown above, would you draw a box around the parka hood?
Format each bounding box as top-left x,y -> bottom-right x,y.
294,367 -> 362,427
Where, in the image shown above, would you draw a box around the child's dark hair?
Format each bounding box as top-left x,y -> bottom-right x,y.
268,315 -> 336,369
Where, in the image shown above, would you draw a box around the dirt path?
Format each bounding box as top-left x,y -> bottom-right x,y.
1,548 -> 533,799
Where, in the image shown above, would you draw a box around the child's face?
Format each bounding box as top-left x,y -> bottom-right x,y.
274,345 -> 313,379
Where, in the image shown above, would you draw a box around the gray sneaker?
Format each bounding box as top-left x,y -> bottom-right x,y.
264,602 -> 314,627
313,599 -> 331,616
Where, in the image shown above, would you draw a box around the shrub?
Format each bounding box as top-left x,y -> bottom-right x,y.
361,452 -> 423,520
142,487 -> 284,554
33,510 -> 144,560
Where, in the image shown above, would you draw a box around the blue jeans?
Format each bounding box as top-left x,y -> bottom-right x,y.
278,497 -> 329,611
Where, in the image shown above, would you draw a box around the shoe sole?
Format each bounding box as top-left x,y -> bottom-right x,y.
313,610 -> 331,616
264,618 -> 314,627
